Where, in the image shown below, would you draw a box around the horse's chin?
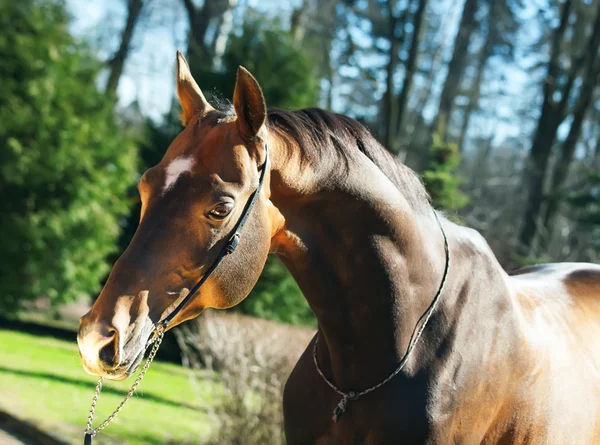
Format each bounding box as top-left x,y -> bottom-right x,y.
105,372 -> 130,381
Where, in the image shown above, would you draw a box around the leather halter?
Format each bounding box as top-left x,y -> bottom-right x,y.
158,143 -> 269,330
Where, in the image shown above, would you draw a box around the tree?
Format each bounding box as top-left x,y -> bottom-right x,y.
566,165 -> 600,251
241,257 -> 315,325
456,0 -> 521,152
0,0 -> 138,313
182,0 -> 237,67
541,9 -> 600,239
381,0 -> 412,150
105,0 -> 147,96
191,14 -> 320,109
518,0 -> 600,255
432,0 -> 479,142
394,0 -> 429,140
422,129 -> 470,212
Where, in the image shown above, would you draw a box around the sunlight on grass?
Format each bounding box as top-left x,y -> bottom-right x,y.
0,329 -> 216,444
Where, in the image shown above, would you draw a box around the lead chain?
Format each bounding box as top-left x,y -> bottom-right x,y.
84,324 -> 166,440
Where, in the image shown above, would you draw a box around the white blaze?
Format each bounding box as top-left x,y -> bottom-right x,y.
162,156 -> 195,194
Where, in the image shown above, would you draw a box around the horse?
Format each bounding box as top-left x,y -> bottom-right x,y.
77,51 -> 600,444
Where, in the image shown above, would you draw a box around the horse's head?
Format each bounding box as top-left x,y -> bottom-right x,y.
78,52 -> 283,380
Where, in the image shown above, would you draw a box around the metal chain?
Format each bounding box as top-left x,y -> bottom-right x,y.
313,210 -> 450,422
84,323 -> 166,438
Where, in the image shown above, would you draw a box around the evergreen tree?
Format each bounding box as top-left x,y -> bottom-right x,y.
190,13 -> 319,110
422,130 -> 470,212
568,167 -> 600,248
0,0 -> 138,312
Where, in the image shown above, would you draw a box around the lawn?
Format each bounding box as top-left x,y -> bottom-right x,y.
0,329 -> 215,444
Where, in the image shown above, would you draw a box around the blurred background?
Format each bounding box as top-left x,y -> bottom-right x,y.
0,0 -> 598,443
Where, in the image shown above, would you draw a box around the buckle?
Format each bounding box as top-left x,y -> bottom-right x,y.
225,233 -> 240,255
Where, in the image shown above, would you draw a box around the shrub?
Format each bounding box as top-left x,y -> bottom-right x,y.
175,311 -> 314,444
422,132 -> 470,212
0,0 -> 138,312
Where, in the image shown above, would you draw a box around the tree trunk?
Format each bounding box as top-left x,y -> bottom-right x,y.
518,0 -> 593,255
291,0 -> 313,44
325,44 -> 335,111
542,61 -> 600,236
457,0 -> 496,152
393,0 -> 428,145
518,100 -> 563,254
381,0 -> 410,150
183,0 -> 215,61
471,132 -> 495,189
105,0 -> 145,96
405,3 -> 456,148
210,0 -> 237,67
432,0 -> 479,141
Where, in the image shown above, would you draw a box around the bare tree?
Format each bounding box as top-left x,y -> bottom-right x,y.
381,0 -> 412,149
105,0 -> 146,96
182,0 -> 236,62
543,59 -> 600,235
393,0 -> 428,144
432,0 -> 479,141
291,0 -> 315,44
518,0 -> 600,254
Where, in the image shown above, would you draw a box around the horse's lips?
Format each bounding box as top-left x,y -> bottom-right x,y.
103,348 -> 145,381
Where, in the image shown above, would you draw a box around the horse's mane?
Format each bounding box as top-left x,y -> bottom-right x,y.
266,108 -> 430,210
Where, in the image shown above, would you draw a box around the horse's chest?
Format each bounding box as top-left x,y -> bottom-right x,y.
285,399 -> 432,445
283,351 -> 433,444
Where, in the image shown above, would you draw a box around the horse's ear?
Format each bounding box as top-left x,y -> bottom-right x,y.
233,66 -> 266,138
176,50 -> 214,126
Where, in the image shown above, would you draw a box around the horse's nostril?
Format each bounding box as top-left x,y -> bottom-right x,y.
96,325 -> 120,369
98,336 -> 118,368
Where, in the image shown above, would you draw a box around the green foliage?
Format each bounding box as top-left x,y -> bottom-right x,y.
511,254 -> 553,268
240,257 -> 314,326
422,133 -> 470,212
0,0 -> 138,312
191,13 -> 319,109
567,167 -> 600,247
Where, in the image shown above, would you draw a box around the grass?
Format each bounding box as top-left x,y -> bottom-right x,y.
0,329 -> 216,444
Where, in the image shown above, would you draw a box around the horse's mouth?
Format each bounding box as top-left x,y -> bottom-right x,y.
102,348 -> 145,381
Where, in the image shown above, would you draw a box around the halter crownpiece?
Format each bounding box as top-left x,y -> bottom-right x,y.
83,145 -> 269,444
313,209 -> 450,422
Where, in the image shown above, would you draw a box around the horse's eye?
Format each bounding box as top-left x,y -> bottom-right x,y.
209,202 -> 234,220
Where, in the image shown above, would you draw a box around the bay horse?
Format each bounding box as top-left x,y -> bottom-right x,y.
78,52 -> 600,444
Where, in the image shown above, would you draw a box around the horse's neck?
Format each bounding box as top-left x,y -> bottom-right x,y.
269,135 -> 451,390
